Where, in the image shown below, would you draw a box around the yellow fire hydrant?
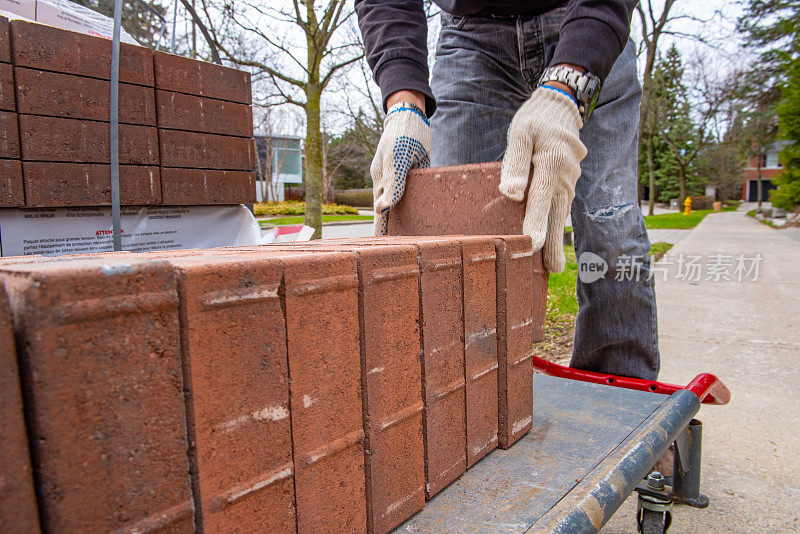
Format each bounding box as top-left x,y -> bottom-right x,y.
684,196 -> 692,215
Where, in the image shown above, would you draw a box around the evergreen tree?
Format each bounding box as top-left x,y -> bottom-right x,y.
773,53 -> 800,209
739,0 -> 800,210
639,45 -> 704,203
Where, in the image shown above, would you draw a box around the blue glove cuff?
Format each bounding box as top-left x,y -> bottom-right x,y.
387,105 -> 430,126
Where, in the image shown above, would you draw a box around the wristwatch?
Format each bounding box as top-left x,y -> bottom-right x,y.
538,65 -> 602,123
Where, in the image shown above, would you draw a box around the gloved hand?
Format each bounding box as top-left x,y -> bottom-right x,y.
371,106 -> 431,235
499,86 -> 587,272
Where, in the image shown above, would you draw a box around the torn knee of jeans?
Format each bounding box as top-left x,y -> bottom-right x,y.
586,203 -> 635,222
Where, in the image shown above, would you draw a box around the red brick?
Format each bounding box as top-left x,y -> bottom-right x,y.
319,237 -> 471,495
156,90 -> 252,137
0,110 -> 19,158
0,63 -> 14,111
354,245 -> 426,532
494,236 -> 534,449
154,51 -> 251,104
280,251 -> 367,532
15,67 -> 156,125
23,162 -> 160,206
0,283 -> 41,533
171,255 -> 295,533
460,236 -> 499,466
159,129 -> 253,171
0,17 -> 10,63
273,243 -> 425,533
19,116 -> 159,164
415,240 -> 467,497
381,161 -> 550,339
0,159 -> 24,207
10,20 -> 154,85
0,258 -> 193,532
387,162 -> 525,236
160,168 -> 256,205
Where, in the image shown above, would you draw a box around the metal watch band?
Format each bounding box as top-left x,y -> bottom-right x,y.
538,65 -> 602,122
387,101 -> 428,120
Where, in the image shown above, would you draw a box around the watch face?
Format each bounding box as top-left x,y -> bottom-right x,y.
584,83 -> 601,121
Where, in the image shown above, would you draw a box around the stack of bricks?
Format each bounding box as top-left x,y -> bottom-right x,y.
154,51 -> 255,205
0,235 -> 547,533
0,17 -> 255,208
0,17 -> 22,206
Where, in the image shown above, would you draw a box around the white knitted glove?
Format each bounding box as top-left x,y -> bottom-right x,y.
499,86 -> 587,272
371,106 -> 431,235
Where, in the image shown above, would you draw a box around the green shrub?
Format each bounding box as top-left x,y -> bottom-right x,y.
253,201 -> 358,217
334,188 -> 373,208
323,203 -> 359,214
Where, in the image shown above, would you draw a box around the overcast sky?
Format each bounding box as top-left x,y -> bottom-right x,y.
185,0 -> 753,137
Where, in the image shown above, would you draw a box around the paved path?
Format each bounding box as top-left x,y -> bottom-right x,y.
321,221 -> 373,239
602,211 -> 800,532
647,229 -> 690,245
319,222 -> 691,245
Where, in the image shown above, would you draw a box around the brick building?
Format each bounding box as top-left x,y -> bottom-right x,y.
742,141 -> 790,202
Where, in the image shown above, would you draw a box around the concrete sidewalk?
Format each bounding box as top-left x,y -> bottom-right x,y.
603,211 -> 800,532
321,224 -> 693,243
647,228 -> 690,245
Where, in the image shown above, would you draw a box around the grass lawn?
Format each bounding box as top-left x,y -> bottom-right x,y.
649,241 -> 673,261
259,214 -> 373,226
545,245 -> 579,322
746,209 -> 778,227
644,206 -> 736,229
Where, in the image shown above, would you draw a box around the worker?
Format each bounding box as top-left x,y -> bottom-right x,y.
355,0 -> 659,381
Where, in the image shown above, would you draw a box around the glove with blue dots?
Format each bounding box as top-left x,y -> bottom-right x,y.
371,106 -> 431,235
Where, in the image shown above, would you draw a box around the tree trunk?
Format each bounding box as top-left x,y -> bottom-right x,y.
678,165 -> 687,205
639,45 -> 657,216
647,133 -> 656,216
305,84 -> 323,239
322,132 -> 332,203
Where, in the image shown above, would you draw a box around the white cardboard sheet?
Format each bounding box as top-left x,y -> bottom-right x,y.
0,205 -> 267,256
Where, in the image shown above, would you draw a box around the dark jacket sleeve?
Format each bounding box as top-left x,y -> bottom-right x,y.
550,0 -> 638,82
354,0 -> 436,116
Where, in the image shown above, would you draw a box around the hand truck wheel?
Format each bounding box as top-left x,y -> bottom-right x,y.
638,507 -> 670,534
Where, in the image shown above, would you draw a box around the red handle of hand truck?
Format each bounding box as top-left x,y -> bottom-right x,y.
531,355 -> 731,405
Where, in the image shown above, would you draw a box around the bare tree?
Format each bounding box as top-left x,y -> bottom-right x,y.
199,0 -> 363,238
657,54 -> 729,204
634,0 -> 715,214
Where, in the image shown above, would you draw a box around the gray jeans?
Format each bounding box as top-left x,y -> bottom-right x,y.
430,9 -> 659,380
